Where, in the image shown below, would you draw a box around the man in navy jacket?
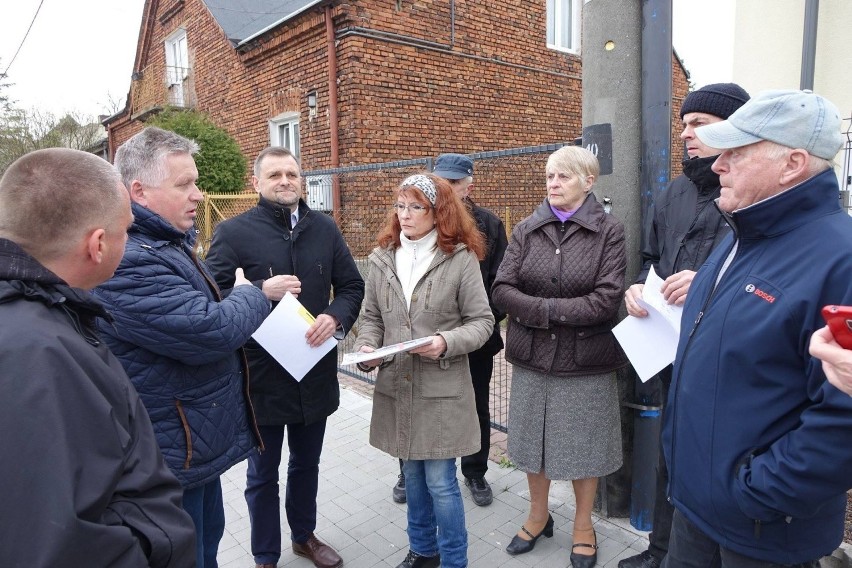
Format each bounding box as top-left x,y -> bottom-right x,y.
662,90 -> 852,566
95,128 -> 270,568
0,148 -> 195,567
206,147 -> 364,568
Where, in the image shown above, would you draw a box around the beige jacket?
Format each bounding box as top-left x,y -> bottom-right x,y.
355,243 -> 494,460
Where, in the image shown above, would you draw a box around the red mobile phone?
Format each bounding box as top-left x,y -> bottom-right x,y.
821,305 -> 852,350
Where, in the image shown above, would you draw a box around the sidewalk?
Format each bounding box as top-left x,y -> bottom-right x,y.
216,379 -> 652,568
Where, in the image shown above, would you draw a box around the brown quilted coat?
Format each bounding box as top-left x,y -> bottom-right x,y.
492,194 -> 627,377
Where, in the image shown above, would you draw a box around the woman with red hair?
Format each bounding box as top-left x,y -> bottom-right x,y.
354,173 -> 494,568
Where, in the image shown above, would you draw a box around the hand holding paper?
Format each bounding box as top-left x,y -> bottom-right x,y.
613,266 -> 684,382
252,292 -> 337,381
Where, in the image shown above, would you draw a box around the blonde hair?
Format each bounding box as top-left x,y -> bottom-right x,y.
546,146 -> 600,180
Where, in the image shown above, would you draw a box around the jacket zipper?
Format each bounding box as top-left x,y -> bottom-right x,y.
668,237 -> 738,507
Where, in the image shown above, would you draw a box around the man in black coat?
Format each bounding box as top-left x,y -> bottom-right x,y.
390,153 -> 508,507
206,147 -> 364,568
0,148 -> 195,568
620,83 -> 749,568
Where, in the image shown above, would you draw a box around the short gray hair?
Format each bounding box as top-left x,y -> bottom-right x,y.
115,127 -> 199,188
0,148 -> 125,260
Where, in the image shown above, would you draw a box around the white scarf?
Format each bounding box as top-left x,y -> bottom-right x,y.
395,229 -> 438,309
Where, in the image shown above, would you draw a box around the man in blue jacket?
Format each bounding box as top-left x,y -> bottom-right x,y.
0,148 -> 195,568
95,127 -> 271,568
205,147 -> 364,568
661,90 -> 852,567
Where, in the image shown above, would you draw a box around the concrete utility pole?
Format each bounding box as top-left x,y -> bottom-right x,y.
581,0 -> 643,518
581,0 -> 673,523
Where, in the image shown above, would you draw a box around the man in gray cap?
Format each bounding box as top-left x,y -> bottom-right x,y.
621,82 -> 749,568
389,153 -> 508,507
661,90 -> 852,566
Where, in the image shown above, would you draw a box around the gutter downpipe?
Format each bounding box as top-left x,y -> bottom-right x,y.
799,0 -> 818,91
325,4 -> 341,223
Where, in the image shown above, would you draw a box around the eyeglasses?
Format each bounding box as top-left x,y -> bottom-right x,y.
393,202 -> 431,215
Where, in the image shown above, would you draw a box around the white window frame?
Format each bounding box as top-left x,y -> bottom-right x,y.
268,112 -> 300,157
165,29 -> 190,106
546,0 -> 581,54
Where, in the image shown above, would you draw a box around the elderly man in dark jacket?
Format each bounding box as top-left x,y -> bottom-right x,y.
95,128 -> 270,568
0,148 -> 195,568
205,146 -> 364,568
620,83 -> 749,568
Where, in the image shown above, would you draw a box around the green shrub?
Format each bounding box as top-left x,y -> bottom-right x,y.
148,108 -> 246,194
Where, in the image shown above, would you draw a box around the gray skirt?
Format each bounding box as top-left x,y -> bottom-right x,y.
507,365 -> 622,480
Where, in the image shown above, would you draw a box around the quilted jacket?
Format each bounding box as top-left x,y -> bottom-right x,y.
0,238 -> 195,567
493,194 -> 627,377
94,203 -> 270,489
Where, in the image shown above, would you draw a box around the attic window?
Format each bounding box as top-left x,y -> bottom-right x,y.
165,29 -> 191,106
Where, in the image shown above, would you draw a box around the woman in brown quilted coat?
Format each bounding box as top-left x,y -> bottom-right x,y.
493,146 -> 627,568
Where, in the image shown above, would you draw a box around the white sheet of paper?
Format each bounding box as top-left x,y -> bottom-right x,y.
341,336 -> 434,365
251,292 -> 336,382
612,266 -> 683,382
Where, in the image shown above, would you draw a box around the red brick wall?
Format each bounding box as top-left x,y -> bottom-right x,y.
110,0 -> 581,186
671,51 -> 691,178
110,0 -> 688,232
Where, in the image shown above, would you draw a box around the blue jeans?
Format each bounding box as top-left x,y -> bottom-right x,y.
182,477 -> 225,568
245,421 -> 327,565
661,509 -> 820,568
403,458 -> 467,568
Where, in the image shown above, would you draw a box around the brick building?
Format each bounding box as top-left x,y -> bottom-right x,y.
105,0 -> 690,241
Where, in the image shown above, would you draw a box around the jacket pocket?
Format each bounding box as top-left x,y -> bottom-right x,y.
174,377 -> 238,469
374,361 -> 398,399
574,322 -> 622,368
417,356 -> 466,399
506,319 -> 535,362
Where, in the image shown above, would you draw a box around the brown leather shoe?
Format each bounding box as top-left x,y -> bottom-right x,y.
255,564 -> 276,568
292,534 -> 343,568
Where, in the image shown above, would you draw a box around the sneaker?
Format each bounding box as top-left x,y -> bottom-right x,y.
396,550 -> 440,568
464,476 -> 493,506
392,473 -> 406,503
618,550 -> 662,568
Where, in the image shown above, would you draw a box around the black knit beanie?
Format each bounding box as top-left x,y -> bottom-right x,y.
680,83 -> 750,119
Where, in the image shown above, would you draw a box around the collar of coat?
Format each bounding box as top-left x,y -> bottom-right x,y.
370,241 -> 468,276
721,168 -> 842,240
528,192 -> 607,233
0,237 -> 110,321
682,154 -> 721,194
257,195 -> 310,224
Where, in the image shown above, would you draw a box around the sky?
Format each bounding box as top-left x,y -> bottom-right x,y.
0,0 -> 733,119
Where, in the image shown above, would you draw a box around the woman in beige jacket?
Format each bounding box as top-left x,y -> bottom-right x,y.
354,173 -> 494,568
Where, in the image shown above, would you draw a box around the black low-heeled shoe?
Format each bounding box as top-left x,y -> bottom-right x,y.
569,530 -> 598,568
505,513 -> 554,555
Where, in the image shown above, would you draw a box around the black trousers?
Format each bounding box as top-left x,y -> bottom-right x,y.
460,346 -> 493,479
649,366 -> 674,560
399,346 -> 494,480
661,510 -> 820,568
245,420 -> 327,564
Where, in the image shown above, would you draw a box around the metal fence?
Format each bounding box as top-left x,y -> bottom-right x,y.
197,143 -> 569,432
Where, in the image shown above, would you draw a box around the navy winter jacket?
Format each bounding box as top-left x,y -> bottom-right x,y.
662,169 -> 852,563
94,203 -> 270,489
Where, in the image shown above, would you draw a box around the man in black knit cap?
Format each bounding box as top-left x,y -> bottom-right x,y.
620,82 -> 750,568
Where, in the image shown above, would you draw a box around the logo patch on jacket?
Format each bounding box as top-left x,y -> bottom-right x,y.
745,283 -> 776,304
